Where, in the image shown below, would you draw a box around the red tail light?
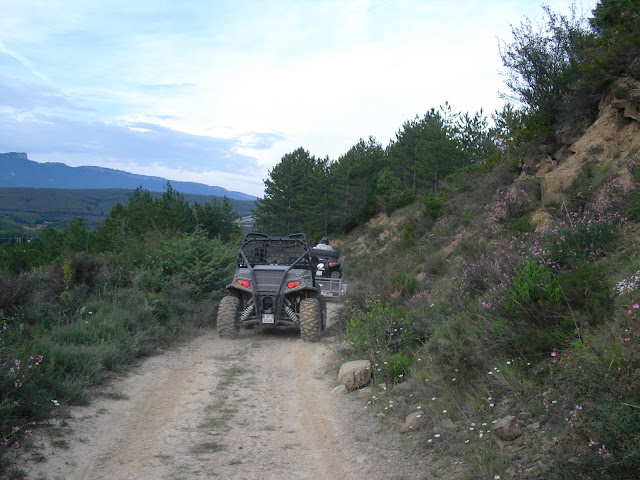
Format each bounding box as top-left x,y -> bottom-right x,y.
236,279 -> 251,288
328,262 -> 338,267
287,281 -> 301,289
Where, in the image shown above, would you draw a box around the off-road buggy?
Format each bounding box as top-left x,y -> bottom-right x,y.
217,232 -> 327,342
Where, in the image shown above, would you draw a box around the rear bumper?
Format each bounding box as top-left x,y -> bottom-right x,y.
316,278 -> 347,297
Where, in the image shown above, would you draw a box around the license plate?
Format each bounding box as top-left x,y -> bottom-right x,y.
262,314 -> 275,324
316,270 -> 322,276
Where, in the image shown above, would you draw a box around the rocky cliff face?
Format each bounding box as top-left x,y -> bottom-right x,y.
535,73 -> 640,205
0,152 -> 28,160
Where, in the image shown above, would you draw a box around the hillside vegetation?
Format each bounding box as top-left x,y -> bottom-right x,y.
1,1 -> 640,478
0,185 -> 243,475
254,1 -> 640,478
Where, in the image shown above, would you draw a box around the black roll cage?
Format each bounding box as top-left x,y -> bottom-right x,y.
235,232 -> 316,317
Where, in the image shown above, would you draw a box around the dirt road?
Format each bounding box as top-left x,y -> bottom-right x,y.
12,303 -> 424,480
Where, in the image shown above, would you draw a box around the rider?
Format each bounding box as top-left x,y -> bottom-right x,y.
313,236 -> 334,251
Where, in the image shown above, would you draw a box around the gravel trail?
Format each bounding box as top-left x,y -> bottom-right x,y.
11,303 -> 429,480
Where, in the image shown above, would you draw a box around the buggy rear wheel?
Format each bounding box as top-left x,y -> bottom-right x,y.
217,295 -> 240,338
300,297 -> 321,342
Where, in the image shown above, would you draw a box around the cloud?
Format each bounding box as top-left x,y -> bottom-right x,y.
141,83 -> 196,91
0,73 -> 86,111
0,109 -> 279,176
237,132 -> 287,150
0,0 -> 599,198
0,39 -> 49,82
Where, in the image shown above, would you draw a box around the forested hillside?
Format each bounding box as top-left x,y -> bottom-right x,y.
1,1 -> 640,478
0,187 -> 255,239
252,0 -> 640,245
0,152 -> 256,200
252,106 -> 496,239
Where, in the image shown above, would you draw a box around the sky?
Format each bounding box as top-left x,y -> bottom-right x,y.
0,0 -> 598,197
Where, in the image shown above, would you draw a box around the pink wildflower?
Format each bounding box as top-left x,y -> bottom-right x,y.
598,444 -> 611,459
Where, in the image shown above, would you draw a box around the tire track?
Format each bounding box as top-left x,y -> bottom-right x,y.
14,303 -> 371,480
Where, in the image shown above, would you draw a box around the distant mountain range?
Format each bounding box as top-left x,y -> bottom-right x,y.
0,152 -> 256,200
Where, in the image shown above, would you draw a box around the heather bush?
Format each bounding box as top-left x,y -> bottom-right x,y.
0,318 -> 47,449
441,162 -> 516,217
547,320 -> 640,479
544,177 -> 631,267
486,187 -> 535,225
546,208 -> 625,267
453,250 -> 513,298
451,234 -> 521,298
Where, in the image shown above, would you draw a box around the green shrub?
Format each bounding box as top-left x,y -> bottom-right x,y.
505,260 -> 563,326
509,316 -> 575,356
422,193 -> 443,220
156,229 -> 236,299
398,218 -> 417,249
390,270 -> 419,298
557,263 -> 614,326
424,312 -> 486,381
377,350 -> 412,383
627,206 -> 640,221
489,260 -> 579,356
508,215 -> 534,234
376,167 -> 415,213
345,295 -> 414,383
0,273 -> 35,315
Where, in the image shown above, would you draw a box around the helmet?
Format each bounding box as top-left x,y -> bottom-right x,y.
321,237 -> 329,245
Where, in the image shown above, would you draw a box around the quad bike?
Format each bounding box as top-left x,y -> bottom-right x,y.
309,246 -> 346,298
217,232 -> 326,341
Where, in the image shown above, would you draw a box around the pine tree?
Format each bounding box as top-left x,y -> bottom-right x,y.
253,148 -> 321,235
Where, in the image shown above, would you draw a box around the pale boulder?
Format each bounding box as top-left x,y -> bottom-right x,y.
337,360 -> 371,390
331,385 -> 348,395
493,415 -> 523,441
399,411 -> 428,434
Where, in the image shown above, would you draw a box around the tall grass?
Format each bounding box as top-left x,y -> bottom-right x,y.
0,230 -> 236,470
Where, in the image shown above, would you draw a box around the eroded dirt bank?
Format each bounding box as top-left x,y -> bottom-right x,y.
10,303 -> 428,480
